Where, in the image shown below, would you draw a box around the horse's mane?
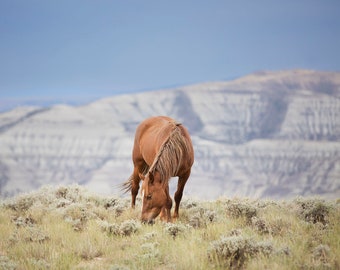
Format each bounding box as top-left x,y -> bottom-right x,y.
148,121 -> 190,184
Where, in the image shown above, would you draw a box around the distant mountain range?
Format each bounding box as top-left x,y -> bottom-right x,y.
1,70 -> 339,199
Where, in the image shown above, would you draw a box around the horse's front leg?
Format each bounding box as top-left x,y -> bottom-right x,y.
159,207 -> 170,222
160,186 -> 172,222
160,205 -> 172,222
173,170 -> 190,220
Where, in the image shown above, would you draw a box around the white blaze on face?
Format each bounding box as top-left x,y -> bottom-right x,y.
141,187 -> 144,212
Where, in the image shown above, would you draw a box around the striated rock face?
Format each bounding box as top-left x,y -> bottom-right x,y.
1,70 -> 339,199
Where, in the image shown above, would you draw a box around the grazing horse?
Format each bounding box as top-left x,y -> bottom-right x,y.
122,116 -> 194,223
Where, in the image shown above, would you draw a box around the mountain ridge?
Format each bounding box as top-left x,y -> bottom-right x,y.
1,69 -> 339,199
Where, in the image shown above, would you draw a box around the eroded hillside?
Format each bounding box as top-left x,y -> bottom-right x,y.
0,70 -> 339,198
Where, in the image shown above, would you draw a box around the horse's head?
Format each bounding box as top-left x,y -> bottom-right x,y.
140,171 -> 168,224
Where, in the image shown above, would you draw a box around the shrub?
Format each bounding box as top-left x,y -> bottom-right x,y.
294,198 -> 332,225
26,227 -> 50,243
1,185 -> 339,269
9,226 -> 49,244
99,219 -> 140,236
164,223 -> 189,238
63,203 -> 90,231
56,198 -> 72,208
55,185 -> 83,203
181,200 -> 218,229
207,235 -> 274,268
251,216 -> 270,234
119,219 -> 141,236
204,209 -> 217,223
0,255 -> 17,270
140,242 -> 160,259
187,209 -> 217,228
104,197 -> 119,209
12,215 -> 35,228
55,186 -> 69,199
229,229 -> 242,236
180,198 -> 199,209
188,213 -> 202,228
4,194 -> 35,212
103,197 -> 128,217
142,232 -> 157,240
99,220 -> 120,235
268,218 -> 291,236
226,200 -> 258,224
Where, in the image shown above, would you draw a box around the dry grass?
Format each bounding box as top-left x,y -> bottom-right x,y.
0,185 -> 339,269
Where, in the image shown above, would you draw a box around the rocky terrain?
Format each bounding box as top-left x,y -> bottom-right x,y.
0,69 -> 339,199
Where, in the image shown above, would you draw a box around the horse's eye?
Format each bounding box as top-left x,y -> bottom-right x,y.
146,194 -> 152,200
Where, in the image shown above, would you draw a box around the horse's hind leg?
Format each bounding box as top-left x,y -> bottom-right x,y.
173,169 -> 190,220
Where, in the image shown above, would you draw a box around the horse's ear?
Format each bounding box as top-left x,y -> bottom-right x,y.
148,172 -> 154,184
139,173 -> 145,180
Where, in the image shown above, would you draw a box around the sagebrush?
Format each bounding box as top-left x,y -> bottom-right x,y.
0,185 -> 339,269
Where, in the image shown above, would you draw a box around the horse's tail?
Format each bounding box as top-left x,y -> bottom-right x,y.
121,178 -> 132,193
120,175 -> 133,193
121,163 -> 149,193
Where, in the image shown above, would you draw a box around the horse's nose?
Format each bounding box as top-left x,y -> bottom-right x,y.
142,219 -> 155,225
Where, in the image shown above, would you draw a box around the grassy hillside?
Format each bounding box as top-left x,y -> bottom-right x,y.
0,185 -> 339,269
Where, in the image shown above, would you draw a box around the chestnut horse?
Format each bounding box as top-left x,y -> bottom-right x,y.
122,116 -> 194,223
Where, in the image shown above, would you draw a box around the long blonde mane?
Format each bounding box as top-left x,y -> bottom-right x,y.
148,121 -> 190,184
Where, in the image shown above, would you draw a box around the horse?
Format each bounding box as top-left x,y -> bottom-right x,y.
122,116 -> 194,224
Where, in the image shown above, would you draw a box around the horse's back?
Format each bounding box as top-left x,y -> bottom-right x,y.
136,116 -> 173,136
133,116 -> 193,169
133,116 -> 173,164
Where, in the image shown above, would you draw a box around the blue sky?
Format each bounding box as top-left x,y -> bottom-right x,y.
1,0 -> 340,107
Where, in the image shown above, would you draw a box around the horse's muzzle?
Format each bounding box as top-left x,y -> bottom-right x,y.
142,219 -> 155,225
